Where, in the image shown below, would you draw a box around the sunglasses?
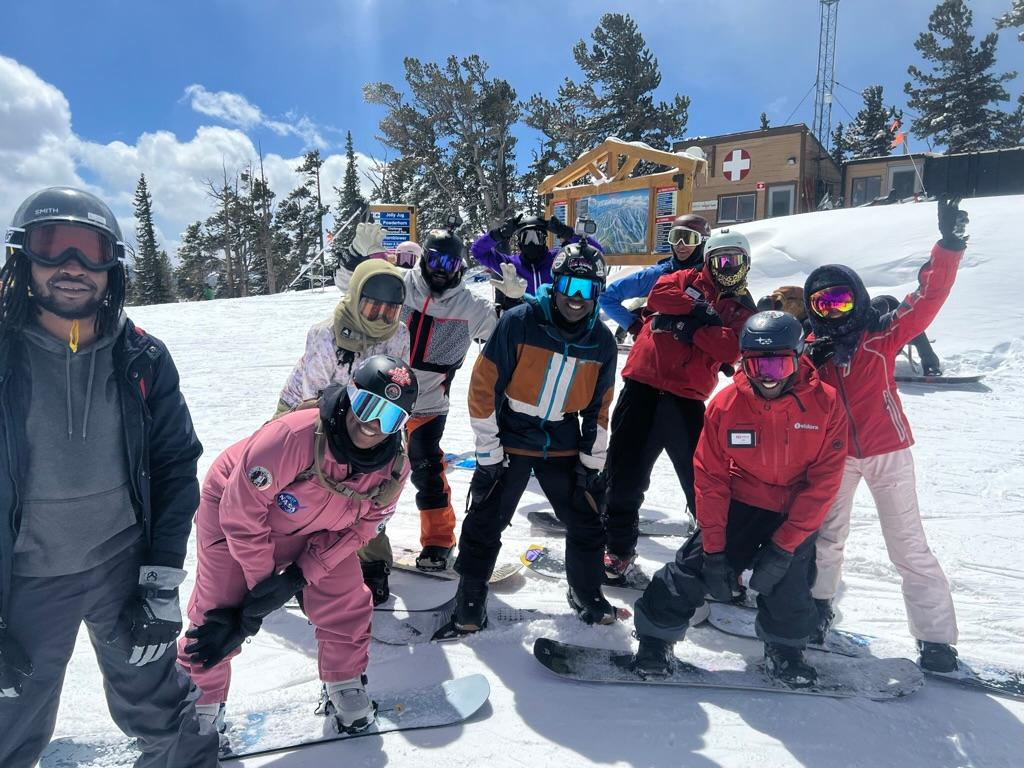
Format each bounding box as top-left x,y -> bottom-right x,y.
809,286 -> 855,319
346,383 -> 411,434
518,229 -> 546,247
6,222 -> 124,271
667,227 -> 704,247
708,248 -> 747,271
424,249 -> 462,274
358,297 -> 402,324
553,275 -> 601,301
742,353 -> 798,381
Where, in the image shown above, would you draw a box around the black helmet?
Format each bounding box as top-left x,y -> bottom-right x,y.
320,354 -> 419,444
741,311 -> 806,355
6,186 -> 127,266
551,241 -> 608,287
351,354 -> 418,415
420,228 -> 465,292
361,272 -> 405,305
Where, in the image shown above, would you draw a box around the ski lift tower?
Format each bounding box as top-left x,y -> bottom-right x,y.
812,0 -> 840,151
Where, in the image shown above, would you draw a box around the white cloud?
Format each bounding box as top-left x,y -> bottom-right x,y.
1,55 -> 377,262
183,84 -> 331,149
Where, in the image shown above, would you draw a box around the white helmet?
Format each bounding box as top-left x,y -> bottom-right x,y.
704,228 -> 751,290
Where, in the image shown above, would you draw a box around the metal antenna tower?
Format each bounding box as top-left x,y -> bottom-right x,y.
812,0 -> 840,149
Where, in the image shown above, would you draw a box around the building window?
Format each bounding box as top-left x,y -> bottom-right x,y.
718,193 -> 756,223
767,184 -> 796,217
851,176 -> 881,206
889,166 -> 918,199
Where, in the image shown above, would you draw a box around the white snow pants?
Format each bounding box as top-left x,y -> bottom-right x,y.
811,448 -> 958,644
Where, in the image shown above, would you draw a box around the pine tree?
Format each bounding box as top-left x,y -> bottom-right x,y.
760,112 -> 771,130
996,0 -> 1024,41
905,0 -> 1017,151
174,222 -> 219,300
131,174 -> 176,305
843,86 -> 902,159
276,154 -> 330,289
830,121 -> 848,166
333,131 -> 367,249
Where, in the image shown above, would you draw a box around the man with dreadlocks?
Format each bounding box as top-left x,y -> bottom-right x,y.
0,188 -> 219,766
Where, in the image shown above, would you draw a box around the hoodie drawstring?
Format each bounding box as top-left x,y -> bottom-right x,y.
65,347 -> 73,440
63,345 -> 99,441
82,347 -> 97,440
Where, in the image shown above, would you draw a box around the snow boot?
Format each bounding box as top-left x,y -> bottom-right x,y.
454,577 -> 489,632
917,641 -> 959,673
764,643 -> 817,688
195,702 -> 229,754
632,635 -> 676,678
603,550 -> 637,587
567,586 -> 618,625
324,675 -> 375,733
922,364 -> 943,377
360,560 -> 391,606
810,598 -> 834,645
416,545 -> 454,572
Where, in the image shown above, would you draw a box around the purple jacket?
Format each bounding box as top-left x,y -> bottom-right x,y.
470,233 -> 604,296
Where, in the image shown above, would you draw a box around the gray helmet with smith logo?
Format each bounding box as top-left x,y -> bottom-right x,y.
740,311 -> 806,355
6,186 -> 126,262
551,240 -> 607,287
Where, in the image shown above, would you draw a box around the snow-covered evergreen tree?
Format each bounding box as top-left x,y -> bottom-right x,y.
996,0 -> 1024,41
333,131 -> 367,249
830,121 -> 848,166
904,0 -> 1017,151
843,86 -> 902,159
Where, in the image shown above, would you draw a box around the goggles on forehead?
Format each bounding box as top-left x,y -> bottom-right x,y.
357,297 -> 402,324
553,275 -> 601,301
346,383 -> 411,435
390,250 -> 418,268
517,228 -> 546,247
424,249 -> 462,274
708,248 -> 747,271
742,353 -> 798,381
667,227 -> 704,247
6,222 -> 125,271
809,285 -> 856,319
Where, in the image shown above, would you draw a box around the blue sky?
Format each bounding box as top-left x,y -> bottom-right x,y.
2,0 -> 1021,249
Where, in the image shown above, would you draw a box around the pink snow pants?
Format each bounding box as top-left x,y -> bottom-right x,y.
177,497 -> 373,704
811,448 -> 958,644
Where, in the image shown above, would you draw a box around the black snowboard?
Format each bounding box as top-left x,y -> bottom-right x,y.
527,509 -> 693,538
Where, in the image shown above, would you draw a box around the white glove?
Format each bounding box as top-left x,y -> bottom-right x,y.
489,262 -> 527,300
351,222 -> 386,258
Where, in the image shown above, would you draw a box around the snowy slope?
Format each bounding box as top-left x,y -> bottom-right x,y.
49,196 -> 1024,767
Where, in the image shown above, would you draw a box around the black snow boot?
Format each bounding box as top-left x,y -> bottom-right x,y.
632,635 -> 675,678
810,598 -> 834,645
917,641 -> 959,673
764,643 -> 818,688
567,586 -> 618,625
454,578 -> 489,632
360,560 -> 390,606
416,545 -> 454,572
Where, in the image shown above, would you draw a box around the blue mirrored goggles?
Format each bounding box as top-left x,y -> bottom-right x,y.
553,275 -> 601,301
424,249 -> 462,274
346,384 -> 411,434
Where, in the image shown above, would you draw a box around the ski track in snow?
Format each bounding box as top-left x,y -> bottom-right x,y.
47,197 -> 1023,767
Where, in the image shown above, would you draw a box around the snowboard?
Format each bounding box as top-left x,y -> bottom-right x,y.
371,595 -> 548,645
520,543 -> 651,591
894,374 -> 984,384
532,637 -> 922,701
706,603 -> 1024,701
41,675 -> 490,766
392,547 -> 522,584
527,509 -> 694,538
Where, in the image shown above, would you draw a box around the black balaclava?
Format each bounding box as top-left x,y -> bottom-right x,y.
319,386 -> 400,474
804,264 -> 876,366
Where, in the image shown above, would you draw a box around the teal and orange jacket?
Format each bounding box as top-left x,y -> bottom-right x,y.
468,285 -> 617,470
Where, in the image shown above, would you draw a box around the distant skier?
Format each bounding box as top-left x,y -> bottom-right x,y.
179,356 -> 416,735
454,241 -> 619,630
0,187 -> 219,766
602,229 -> 757,585
631,312 -> 847,686
599,214 -> 711,341
803,198 -> 968,672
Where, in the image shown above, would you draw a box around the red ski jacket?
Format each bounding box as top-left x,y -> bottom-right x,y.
696,358 -> 848,554
812,242 -> 963,458
622,267 -> 755,400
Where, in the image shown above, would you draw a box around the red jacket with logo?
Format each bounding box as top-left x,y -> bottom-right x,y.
622,267 -> 755,400
695,358 -> 848,554
813,242 -> 962,458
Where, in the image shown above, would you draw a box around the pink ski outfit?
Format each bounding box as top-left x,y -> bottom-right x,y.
177,409 -> 409,703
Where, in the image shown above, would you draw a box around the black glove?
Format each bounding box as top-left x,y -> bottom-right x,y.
106,565 -> 185,667
183,607 -> 256,669
495,214 -> 523,242
937,197 -> 969,251
806,336 -> 836,368
701,551 -> 737,603
0,630 -> 33,697
719,363 -> 736,377
573,463 -> 606,515
749,543 -> 794,596
468,460 -> 506,509
650,313 -> 703,343
627,318 -> 643,340
547,215 -> 574,241
690,300 -> 723,327
242,563 -> 307,622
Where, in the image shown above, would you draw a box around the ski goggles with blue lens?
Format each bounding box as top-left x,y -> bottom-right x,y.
346,384 -> 411,434
424,249 -> 463,274
553,275 -> 601,301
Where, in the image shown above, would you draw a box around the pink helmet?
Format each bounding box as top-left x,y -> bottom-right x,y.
391,240 -> 422,269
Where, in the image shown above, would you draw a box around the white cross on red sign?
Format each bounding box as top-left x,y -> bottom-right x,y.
723,149 -> 751,181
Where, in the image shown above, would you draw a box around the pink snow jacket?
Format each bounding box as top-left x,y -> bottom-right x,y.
199,409 -> 409,589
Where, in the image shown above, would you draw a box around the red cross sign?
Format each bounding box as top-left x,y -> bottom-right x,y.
722,149 -> 751,182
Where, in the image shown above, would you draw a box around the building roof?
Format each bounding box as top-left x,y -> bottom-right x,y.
843,152 -> 934,166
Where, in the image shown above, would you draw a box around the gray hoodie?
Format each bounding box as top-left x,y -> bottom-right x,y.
13,318 -> 140,576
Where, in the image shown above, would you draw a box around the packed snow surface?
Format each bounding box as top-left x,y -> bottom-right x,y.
50,197 -> 1024,766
